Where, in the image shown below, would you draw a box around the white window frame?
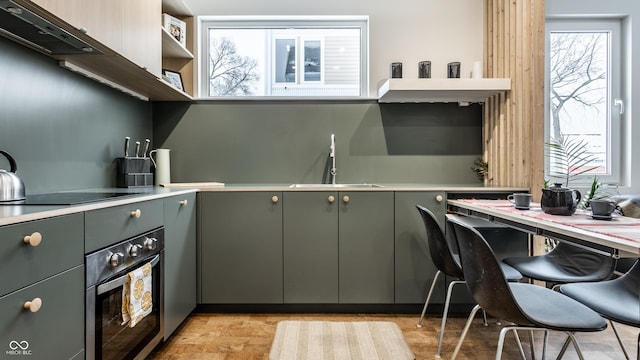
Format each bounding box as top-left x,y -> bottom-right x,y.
198,16 -> 369,98
544,18 -> 622,185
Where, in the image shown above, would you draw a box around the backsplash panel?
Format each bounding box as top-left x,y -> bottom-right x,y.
153,101 -> 483,185
0,38 -> 152,194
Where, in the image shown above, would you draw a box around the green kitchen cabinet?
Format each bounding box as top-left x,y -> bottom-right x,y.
0,213 -> 85,359
394,191 -> 447,304
198,192 -> 283,303
85,199 -> 164,253
283,191 -> 394,304
163,193 -> 197,339
0,213 -> 83,297
0,266 -> 84,360
338,191 -> 394,303
283,191 -> 339,303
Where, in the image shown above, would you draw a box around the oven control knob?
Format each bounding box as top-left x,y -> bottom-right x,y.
144,237 -> 157,251
109,252 -> 125,268
129,244 -> 143,257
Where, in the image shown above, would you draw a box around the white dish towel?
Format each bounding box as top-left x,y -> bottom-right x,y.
122,262 -> 153,328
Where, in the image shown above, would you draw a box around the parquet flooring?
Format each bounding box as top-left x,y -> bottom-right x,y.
149,312 -> 638,360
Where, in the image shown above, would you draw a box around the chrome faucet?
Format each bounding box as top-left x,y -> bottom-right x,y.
330,134 -> 337,184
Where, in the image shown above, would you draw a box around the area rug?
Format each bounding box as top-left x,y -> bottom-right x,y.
269,320 -> 415,360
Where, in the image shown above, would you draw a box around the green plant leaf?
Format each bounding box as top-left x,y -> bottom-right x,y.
546,135 -> 599,185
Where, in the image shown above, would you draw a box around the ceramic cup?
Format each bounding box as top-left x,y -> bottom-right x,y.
508,193 -> 532,210
590,199 -> 616,217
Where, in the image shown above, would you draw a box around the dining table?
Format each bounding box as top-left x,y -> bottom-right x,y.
447,199 -> 640,258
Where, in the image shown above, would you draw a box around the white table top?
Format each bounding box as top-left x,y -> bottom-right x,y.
448,199 -> 640,258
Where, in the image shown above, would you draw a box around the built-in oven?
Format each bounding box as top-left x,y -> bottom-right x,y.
85,227 -> 165,360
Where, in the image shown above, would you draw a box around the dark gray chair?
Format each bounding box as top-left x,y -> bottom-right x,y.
447,215 -> 607,360
559,259 -> 640,360
502,241 -> 617,287
415,206 -> 522,358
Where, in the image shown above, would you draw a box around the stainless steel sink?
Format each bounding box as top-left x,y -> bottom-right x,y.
289,183 -> 383,188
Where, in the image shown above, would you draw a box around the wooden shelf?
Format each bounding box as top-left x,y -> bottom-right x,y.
378,78 -> 511,103
162,28 -> 194,59
61,54 -> 192,101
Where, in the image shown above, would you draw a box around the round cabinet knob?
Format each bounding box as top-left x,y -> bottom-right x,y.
342,195 -> 350,203
129,244 -> 143,257
179,199 -> 188,206
23,232 -> 42,247
327,195 -> 335,203
271,195 -> 279,203
130,209 -> 141,218
109,253 -> 124,268
435,195 -> 444,203
24,298 -> 42,313
144,237 -> 157,251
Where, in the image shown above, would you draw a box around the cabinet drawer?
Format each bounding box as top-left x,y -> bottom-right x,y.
85,199 -> 163,253
0,213 -> 83,297
0,266 -> 84,359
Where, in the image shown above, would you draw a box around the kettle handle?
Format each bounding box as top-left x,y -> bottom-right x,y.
574,189 -> 582,203
149,149 -> 157,168
0,150 -> 18,173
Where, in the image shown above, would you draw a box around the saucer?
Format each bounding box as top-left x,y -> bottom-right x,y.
591,214 -> 613,220
515,206 -> 530,210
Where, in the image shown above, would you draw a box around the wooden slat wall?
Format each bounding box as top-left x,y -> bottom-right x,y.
483,0 -> 545,199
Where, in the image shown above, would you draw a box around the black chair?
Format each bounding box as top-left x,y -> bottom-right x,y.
503,241 -> 617,287
559,259 -> 640,360
447,215 -> 607,360
415,205 -> 522,357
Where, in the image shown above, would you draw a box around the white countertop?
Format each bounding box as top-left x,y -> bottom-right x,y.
0,187 -> 195,226
0,184 -> 527,226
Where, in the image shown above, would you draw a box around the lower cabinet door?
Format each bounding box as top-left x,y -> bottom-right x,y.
0,266 -> 84,360
199,192 -> 283,303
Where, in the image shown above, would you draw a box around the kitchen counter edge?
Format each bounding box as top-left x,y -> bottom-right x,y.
0,188 -> 196,227
0,185 -> 528,226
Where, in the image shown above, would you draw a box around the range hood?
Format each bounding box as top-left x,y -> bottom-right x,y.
0,0 -> 100,55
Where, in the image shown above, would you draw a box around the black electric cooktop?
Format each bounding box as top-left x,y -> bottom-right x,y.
7,192 -> 139,205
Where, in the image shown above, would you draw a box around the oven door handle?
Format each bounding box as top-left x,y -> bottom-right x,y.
96,255 -> 160,295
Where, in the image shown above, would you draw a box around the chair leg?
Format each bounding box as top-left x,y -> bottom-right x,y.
636,332 -> 639,360
482,309 -> 488,326
555,332 -> 586,360
436,279 -> 465,358
609,320 -> 631,360
510,329 -> 527,360
451,304 -> 482,360
417,270 -> 442,328
529,330 -> 536,360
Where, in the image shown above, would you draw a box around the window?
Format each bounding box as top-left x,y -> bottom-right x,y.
545,19 -> 622,185
199,16 -> 368,98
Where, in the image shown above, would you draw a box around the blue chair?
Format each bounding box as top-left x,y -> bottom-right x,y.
447,215 -> 607,360
559,259 -> 640,360
415,206 -> 522,358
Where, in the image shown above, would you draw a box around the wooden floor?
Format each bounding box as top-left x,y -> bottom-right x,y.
149,312 -> 638,360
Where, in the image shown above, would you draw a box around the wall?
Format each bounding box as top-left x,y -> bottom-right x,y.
153,0 -> 487,186
153,101 -> 484,185
0,38 -> 153,194
188,0 -> 484,96
546,0 -> 640,193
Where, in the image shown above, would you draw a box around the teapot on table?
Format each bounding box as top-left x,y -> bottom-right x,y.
541,183 -> 581,216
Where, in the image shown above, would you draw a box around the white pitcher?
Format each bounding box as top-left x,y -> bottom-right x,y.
149,149 -> 171,186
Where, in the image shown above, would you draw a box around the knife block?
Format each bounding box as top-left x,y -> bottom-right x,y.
116,157 -> 153,188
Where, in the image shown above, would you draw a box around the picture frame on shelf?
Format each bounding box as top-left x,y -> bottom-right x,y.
162,69 -> 184,91
162,13 -> 186,46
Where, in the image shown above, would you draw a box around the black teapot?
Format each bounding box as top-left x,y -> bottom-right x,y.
541,183 -> 581,215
